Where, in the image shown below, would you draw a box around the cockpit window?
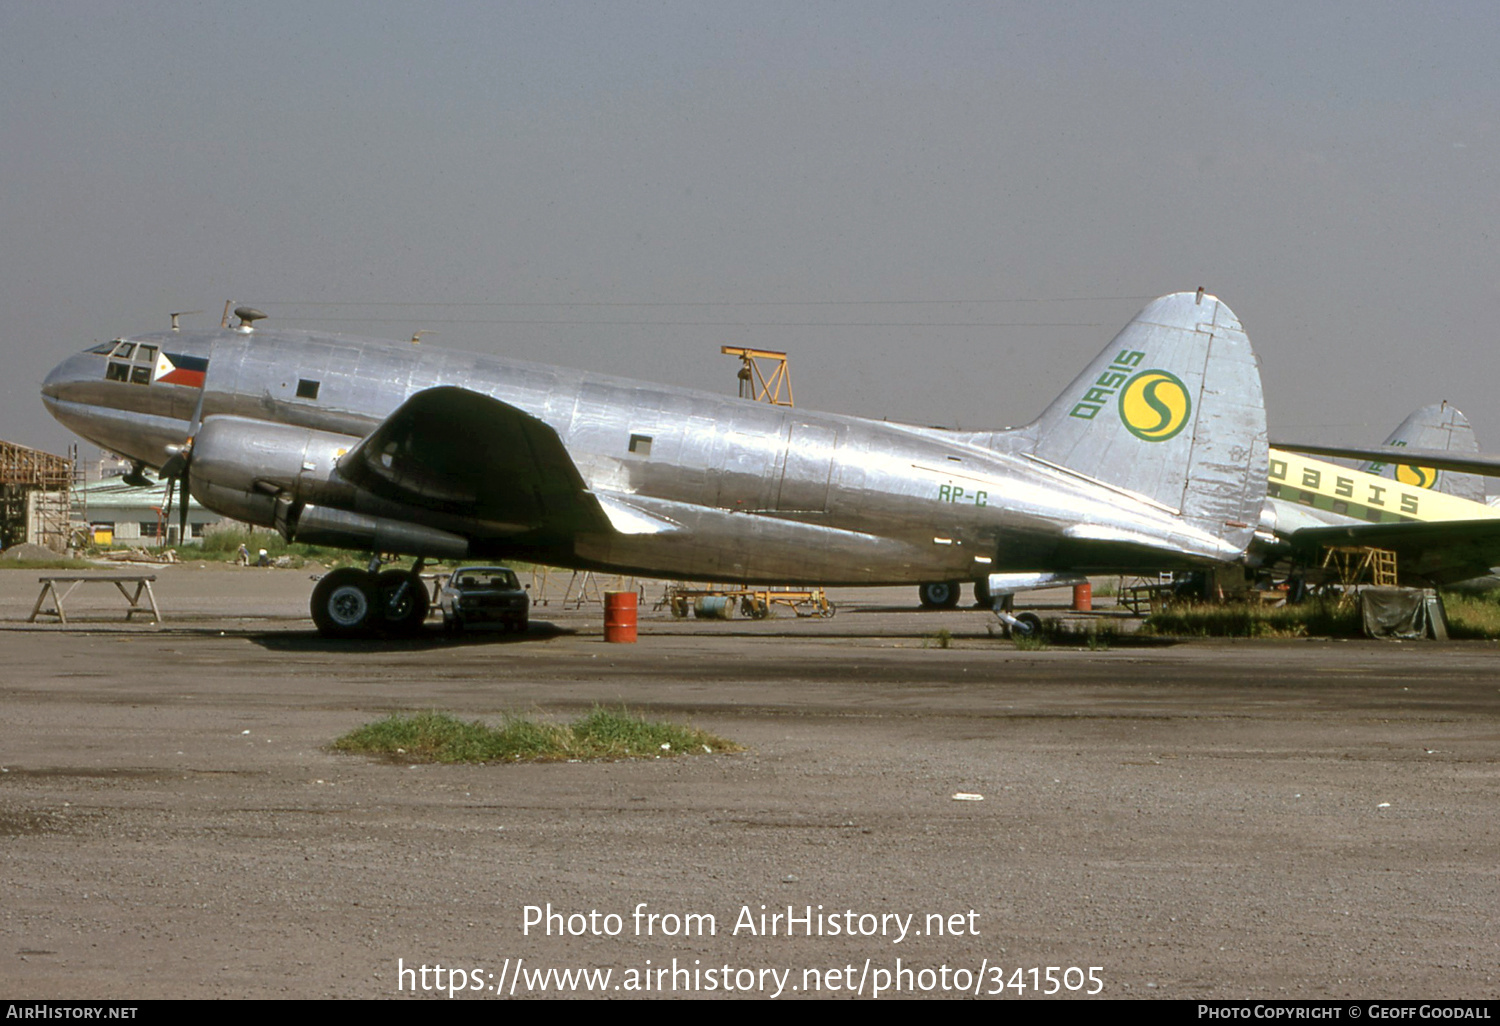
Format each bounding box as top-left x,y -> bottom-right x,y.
88,342 -> 115,354
102,340 -> 169,386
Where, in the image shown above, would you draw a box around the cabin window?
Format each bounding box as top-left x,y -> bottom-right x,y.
1296,490 -> 1315,506
628,434 -> 653,456
296,379 -> 321,400
1331,500 -> 1350,516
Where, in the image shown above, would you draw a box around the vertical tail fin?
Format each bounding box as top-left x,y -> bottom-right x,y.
1365,402 -> 1483,502
1023,291 -> 1268,555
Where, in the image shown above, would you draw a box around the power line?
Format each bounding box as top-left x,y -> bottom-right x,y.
260,294 -> 1154,309
279,316 -> 1111,328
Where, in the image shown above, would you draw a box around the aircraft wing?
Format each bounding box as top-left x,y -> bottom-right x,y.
338,386 -> 615,536
1287,519 -> 1500,585
1274,441 -> 1500,479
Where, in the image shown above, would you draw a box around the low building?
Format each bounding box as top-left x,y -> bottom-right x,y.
73,477 -> 222,546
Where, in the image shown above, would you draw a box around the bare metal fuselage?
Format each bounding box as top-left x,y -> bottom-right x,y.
42,296 -> 1261,586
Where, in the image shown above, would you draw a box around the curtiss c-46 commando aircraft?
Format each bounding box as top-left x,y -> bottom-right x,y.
42,291 -> 1270,637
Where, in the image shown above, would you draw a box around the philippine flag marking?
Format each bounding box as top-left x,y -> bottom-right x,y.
154,352 -> 209,387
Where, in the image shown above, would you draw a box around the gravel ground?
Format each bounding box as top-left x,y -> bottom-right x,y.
1,565 -> 1496,999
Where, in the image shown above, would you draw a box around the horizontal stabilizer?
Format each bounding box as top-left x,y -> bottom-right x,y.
1274,442 -> 1500,480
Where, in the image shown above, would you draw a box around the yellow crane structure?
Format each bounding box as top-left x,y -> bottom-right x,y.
721,346 -> 794,407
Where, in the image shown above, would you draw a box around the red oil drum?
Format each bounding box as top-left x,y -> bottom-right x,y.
604,591 -> 638,643
1072,582 -> 1092,611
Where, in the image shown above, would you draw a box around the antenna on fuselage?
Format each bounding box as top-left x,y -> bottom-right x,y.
169,311 -> 202,332
234,307 -> 267,332
410,330 -> 434,345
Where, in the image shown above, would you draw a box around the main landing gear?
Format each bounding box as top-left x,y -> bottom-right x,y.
917,580 -> 962,609
917,578 -> 1045,638
918,578 -> 1000,611
311,558 -> 430,638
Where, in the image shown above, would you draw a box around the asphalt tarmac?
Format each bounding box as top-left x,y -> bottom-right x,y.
1,564 -> 1497,999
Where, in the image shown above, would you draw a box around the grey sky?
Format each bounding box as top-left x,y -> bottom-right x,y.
4,1 -> 1498,455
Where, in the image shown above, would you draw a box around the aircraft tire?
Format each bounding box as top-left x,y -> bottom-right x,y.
972,577 -> 992,608
1013,611 -> 1044,637
374,569 -> 430,634
312,569 -> 377,638
918,581 -> 962,609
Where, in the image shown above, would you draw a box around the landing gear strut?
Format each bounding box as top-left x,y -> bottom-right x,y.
995,609 -> 1044,638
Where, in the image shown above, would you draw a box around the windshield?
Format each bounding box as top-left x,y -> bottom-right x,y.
454,569 -> 519,590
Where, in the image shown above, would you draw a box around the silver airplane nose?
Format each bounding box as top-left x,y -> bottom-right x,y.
41,350 -> 98,406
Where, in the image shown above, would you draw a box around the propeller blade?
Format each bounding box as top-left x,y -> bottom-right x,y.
159,453 -> 186,480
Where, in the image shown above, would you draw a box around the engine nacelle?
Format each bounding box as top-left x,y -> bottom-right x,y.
290,504 -> 469,559
188,416 -> 474,558
189,416 -> 358,527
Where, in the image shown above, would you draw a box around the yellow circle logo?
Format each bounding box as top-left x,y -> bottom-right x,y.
1395,464 -> 1437,489
1119,370 -> 1192,442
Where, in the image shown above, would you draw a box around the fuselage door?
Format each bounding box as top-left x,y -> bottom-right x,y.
776,421 -> 838,514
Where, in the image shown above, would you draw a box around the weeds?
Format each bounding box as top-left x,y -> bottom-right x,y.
925,628 -> 953,649
333,708 -> 742,764
1142,599 -> 1362,638
1439,591 -> 1500,639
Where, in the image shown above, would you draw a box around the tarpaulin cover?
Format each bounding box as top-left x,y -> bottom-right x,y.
1359,587 -> 1448,641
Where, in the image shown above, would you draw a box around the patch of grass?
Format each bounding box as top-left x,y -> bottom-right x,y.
0,558 -> 98,571
924,628 -> 953,649
196,526 -> 363,566
1142,600 -> 1362,638
1438,591 -> 1500,640
333,709 -> 742,764
1012,632 -> 1050,651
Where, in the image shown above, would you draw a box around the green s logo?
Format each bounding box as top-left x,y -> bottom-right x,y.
1119,370 -> 1191,442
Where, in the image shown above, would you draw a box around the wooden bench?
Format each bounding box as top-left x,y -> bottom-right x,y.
29,575 -> 163,625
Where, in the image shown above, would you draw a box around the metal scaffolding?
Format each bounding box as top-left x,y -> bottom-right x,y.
0,440 -> 76,551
